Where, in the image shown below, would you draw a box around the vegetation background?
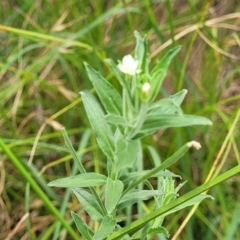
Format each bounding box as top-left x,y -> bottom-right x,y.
1,0 -> 240,239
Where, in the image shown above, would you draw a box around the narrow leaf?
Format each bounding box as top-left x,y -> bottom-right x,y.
123,142 -> 197,195
149,89 -> 187,115
105,58 -> 127,89
134,114 -> 212,139
71,211 -> 94,240
170,89 -> 188,106
118,190 -> 164,210
149,46 -> 181,102
161,194 -> 213,218
105,178 -> 124,214
120,170 -> 181,185
84,63 -> 122,115
72,188 -> 104,222
105,114 -> 132,128
149,98 -> 182,115
94,216 -> 116,240
80,91 -> 114,159
61,128 -> 86,174
134,31 -> 149,74
48,173 -> 107,188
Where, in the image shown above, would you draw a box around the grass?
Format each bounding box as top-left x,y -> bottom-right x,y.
1,0 -> 240,239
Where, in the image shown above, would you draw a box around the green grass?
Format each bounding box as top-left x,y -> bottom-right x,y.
1,0 -> 240,239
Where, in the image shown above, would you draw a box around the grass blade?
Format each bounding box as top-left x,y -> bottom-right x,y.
107,164 -> 240,239
0,137 -> 79,240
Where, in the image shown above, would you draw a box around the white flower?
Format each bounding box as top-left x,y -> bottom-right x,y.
118,55 -> 139,75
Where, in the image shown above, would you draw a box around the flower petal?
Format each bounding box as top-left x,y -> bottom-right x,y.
118,54 -> 139,75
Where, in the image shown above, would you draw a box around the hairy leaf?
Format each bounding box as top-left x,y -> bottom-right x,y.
71,211 -> 94,239
134,31 -> 149,74
134,114 -> 212,139
105,178 -> 124,214
80,91 -> 114,160
94,216 -> 116,240
149,46 -> 181,102
48,173 -> 107,188
72,188 -> 104,222
118,190 -> 164,210
115,139 -> 139,171
84,63 -> 122,115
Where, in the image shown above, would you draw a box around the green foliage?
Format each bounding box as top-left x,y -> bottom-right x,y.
71,212 -> 94,240
149,46 -> 181,103
1,1 -> 240,240
80,91 -> 115,160
105,178 -> 124,214
134,114 -> 212,139
48,173 -> 107,188
72,188 -> 104,222
114,138 -> 139,171
47,31 -> 216,239
94,216 -> 116,240
84,63 -> 123,116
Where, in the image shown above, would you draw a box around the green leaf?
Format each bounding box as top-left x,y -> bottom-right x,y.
105,178 -> 124,214
105,58 -> 134,112
105,114 -> 132,128
115,139 -> 139,171
48,173 -> 107,188
84,63 -> 123,116
123,142 -> 195,195
94,216 -> 116,240
149,46 -> 181,102
72,188 -> 104,222
105,58 -> 126,89
61,128 -> 89,174
107,164 -> 240,239
120,170 -> 181,185
162,194 -> 213,218
71,211 -> 94,239
134,114 -> 212,139
148,226 -> 169,238
170,89 -> 188,106
144,145 -> 162,167
118,190 -> 164,210
149,98 -> 182,115
134,31 -> 149,74
80,91 -> 114,160
149,89 -> 187,115
152,194 -> 213,230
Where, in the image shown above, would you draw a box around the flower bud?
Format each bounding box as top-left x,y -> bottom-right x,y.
141,82 -> 151,102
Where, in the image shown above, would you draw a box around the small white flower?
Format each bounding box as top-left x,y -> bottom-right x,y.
118,55 -> 139,75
